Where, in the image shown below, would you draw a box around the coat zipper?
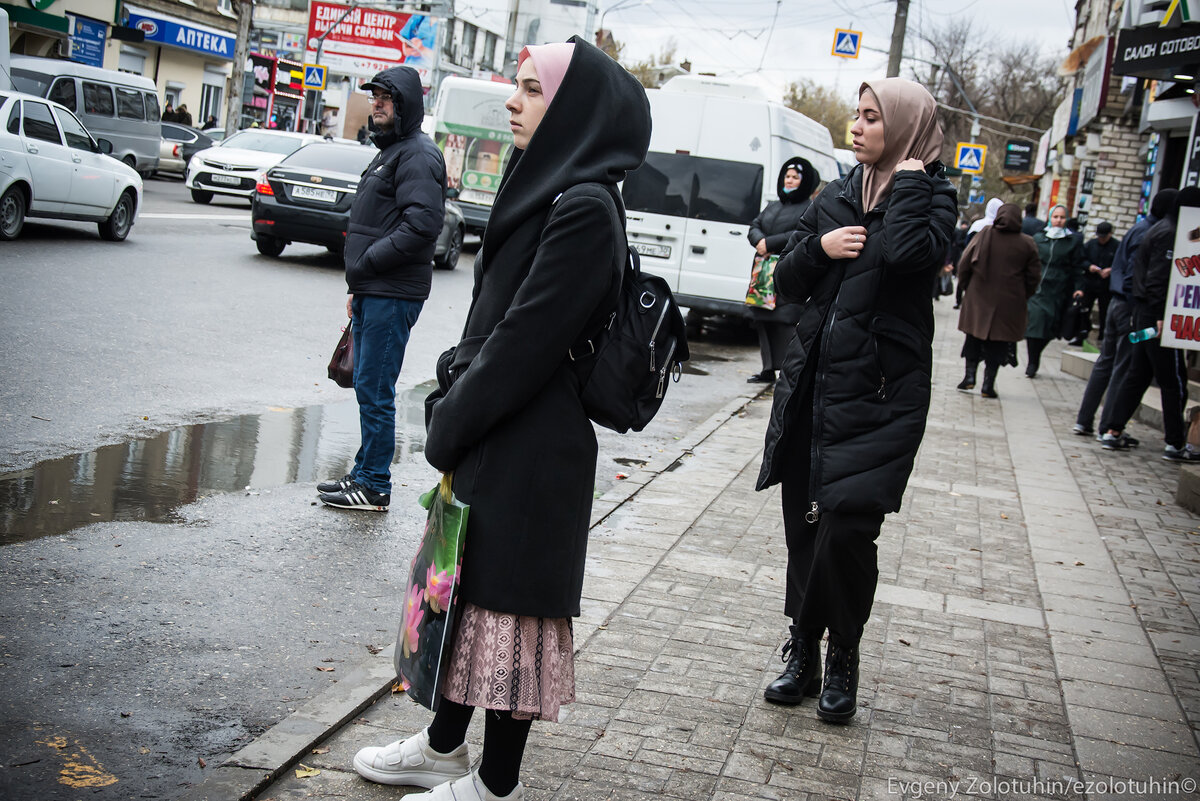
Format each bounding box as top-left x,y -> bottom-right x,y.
807,285 -> 843,524
648,297 -> 668,372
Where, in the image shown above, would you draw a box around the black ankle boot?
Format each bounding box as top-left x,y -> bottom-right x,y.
956,360 -> 978,392
763,626 -> 820,705
980,364 -> 998,398
816,642 -> 858,723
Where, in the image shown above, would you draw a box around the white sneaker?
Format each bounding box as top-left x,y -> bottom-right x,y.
352,728 -> 470,787
405,770 -> 525,800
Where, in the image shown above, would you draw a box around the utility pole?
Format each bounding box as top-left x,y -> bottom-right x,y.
886,0 -> 908,78
224,0 -> 252,132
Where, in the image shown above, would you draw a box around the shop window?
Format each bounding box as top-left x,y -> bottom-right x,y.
200,84 -> 222,124
56,109 -> 93,151
22,101 -> 62,144
49,78 -> 76,112
483,33 -> 497,71
83,82 -> 115,116
116,88 -> 145,120
462,24 -> 477,65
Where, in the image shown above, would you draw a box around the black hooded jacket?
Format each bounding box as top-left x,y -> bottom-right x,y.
343,66 -> 446,299
423,38 -> 652,618
748,157 -> 820,255
756,161 -> 957,517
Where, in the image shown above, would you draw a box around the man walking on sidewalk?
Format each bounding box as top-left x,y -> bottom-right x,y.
1072,190 -> 1175,440
318,66 -> 446,511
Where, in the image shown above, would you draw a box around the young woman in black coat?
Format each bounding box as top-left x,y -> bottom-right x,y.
757,78 -> 957,723
352,39 -> 651,801
746,157 -> 820,383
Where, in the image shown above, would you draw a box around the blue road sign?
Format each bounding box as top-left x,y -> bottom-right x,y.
955,142 -> 987,175
832,29 -> 862,59
303,64 -> 327,91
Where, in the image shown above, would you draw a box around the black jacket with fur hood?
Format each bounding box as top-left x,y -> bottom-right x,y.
424,38 -> 651,618
343,66 -> 445,299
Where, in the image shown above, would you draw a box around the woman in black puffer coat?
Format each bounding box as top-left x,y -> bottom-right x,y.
746,157 -> 820,383
757,78 -> 956,725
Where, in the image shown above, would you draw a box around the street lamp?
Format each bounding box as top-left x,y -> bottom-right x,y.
595,0 -> 651,39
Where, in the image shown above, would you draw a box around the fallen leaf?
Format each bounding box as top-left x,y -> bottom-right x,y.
316,666 -> 335,672
898,638 -> 911,646
1000,513 -> 1008,519
310,746 -> 330,755
139,748 -> 150,755
294,764 -> 321,778
1074,561 -> 1085,566
366,644 -> 383,655
198,757 -> 207,768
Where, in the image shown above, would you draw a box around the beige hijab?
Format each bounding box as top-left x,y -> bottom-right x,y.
858,78 -> 944,213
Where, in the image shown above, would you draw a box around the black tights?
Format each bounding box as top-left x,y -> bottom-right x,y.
426,698 -> 532,797
1026,337 -> 1049,376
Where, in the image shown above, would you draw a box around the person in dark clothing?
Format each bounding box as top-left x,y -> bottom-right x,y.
162,102 -> 177,123
1073,189 -> 1177,439
746,157 -> 820,382
1100,187 -> 1200,461
176,103 -> 193,127
1021,202 -> 1045,236
317,66 -> 446,511
1025,205 -> 1087,377
352,39 -> 651,800
757,78 -> 956,724
955,203 -> 1042,398
949,219 -> 969,307
1075,221 -> 1118,344
201,114 -> 217,130
357,124 -> 370,144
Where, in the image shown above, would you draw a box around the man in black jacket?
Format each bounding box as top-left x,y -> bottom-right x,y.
319,66 -> 446,510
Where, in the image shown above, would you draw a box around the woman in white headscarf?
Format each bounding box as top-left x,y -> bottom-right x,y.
967,197 -> 1003,241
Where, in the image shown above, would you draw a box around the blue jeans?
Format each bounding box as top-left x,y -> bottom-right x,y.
350,295 -> 423,494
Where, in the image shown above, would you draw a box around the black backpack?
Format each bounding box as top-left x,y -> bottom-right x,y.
569,208 -> 690,433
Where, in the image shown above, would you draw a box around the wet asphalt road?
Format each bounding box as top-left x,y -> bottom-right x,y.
0,178 -> 762,800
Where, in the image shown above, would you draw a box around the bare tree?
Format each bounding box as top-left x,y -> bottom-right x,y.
783,78 -> 856,147
621,39 -> 681,89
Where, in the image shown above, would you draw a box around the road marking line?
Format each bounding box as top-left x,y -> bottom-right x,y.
140,213 -> 247,220
36,735 -> 119,788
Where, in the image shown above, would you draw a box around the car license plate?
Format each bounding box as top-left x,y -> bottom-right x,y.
293,185 -> 337,203
457,189 -> 494,206
210,174 -> 242,186
632,242 -> 671,259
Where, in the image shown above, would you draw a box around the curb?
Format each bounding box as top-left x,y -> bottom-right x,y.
176,385 -> 770,801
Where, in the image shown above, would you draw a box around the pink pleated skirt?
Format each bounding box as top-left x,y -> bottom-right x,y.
440,602 -> 576,721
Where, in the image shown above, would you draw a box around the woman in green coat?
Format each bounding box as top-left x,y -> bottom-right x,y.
1025,204 -> 1086,377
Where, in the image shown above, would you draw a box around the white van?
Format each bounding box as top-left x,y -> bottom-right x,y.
431,76 -> 515,234
621,76 -> 837,318
9,56 -> 160,174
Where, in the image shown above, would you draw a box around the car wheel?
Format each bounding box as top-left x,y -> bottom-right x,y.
122,155 -> 137,170
98,190 -> 136,241
256,235 -> 286,257
191,188 -> 213,204
435,225 -> 464,270
0,185 -> 27,241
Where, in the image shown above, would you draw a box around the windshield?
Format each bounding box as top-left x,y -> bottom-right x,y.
11,69 -> 51,97
281,144 -> 375,174
221,131 -> 308,155
622,152 -> 764,225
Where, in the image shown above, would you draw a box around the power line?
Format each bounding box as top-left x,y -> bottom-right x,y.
935,101 -> 1045,134
757,0 -> 782,71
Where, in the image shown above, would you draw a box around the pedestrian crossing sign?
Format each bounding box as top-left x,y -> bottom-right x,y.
955,142 -> 987,175
831,29 -> 862,59
303,64 -> 327,91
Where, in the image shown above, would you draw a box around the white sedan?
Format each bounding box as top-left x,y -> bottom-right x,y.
0,89 -> 142,241
185,129 -> 327,204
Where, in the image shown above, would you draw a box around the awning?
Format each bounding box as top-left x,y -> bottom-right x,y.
0,2 -> 69,35
1002,174 -> 1043,186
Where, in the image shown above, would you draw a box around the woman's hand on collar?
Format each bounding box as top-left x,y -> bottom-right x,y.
895,158 -> 925,173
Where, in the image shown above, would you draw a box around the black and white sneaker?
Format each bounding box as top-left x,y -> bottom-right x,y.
319,481 -> 390,512
317,474 -> 355,494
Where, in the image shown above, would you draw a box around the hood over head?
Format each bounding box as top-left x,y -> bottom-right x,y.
858,77 -> 943,213
1151,188 -> 1179,220
360,66 -> 425,139
776,157 -> 819,204
485,36 -> 651,251
1174,186 -> 1200,224
993,203 -> 1022,232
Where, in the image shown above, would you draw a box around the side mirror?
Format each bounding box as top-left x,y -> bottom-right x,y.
95,138 -> 114,155
445,187 -> 460,199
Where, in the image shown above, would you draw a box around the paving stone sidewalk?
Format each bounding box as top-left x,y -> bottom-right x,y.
244,300 -> 1200,801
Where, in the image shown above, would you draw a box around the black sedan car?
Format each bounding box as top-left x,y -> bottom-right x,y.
157,122 -> 216,177
251,142 -> 465,269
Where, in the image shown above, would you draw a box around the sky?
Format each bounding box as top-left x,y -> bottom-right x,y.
456,0 -> 1079,103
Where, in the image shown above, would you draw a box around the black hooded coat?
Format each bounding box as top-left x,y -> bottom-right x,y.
343,66 -> 446,300
756,162 -> 957,516
423,38 -> 652,618
746,158 -> 820,324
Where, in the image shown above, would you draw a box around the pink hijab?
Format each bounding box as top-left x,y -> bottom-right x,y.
517,43 -> 576,106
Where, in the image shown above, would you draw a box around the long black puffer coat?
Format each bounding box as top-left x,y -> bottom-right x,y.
746,157 -> 820,324
423,38 -> 651,618
756,161 -> 957,517
343,66 -> 446,300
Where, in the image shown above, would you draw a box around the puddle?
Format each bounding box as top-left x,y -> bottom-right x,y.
0,385 -> 433,544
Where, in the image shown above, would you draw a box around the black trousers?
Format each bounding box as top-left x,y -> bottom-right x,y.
1104,336 -> 1189,447
779,442 -> 885,647
753,319 -> 796,373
